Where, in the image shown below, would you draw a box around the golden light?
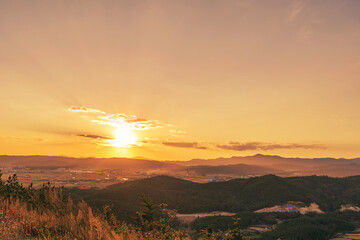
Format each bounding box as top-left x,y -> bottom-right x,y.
111,127 -> 137,147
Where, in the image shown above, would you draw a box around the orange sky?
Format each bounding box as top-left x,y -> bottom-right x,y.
0,0 -> 359,160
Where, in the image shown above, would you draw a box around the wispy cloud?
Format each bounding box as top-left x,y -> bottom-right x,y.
76,134 -> 113,140
217,141 -> 325,151
162,141 -> 208,150
287,0 -> 309,22
75,133 -> 117,146
68,106 -> 161,130
93,114 -> 161,130
169,129 -> 186,137
68,106 -> 105,114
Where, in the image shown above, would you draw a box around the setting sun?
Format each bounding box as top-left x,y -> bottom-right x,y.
111,127 -> 137,148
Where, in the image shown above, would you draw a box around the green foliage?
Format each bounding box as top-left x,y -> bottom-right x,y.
0,173 -> 67,211
135,194 -> 188,239
0,174 -> 34,202
195,217 -> 243,240
261,212 -> 358,240
191,211 -> 360,240
69,174 -> 360,222
225,218 -> 243,240
135,195 -> 156,232
199,227 -> 217,240
191,212 -> 298,233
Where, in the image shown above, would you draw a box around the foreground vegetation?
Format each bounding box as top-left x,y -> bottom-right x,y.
0,174 -> 245,239
192,211 -> 360,239
0,174 -> 190,239
1,173 -> 360,239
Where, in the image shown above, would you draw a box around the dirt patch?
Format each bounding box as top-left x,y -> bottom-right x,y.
340,204 -> 360,212
255,202 -> 323,214
176,211 -> 236,224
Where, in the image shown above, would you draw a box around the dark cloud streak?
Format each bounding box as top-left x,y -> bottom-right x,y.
76,134 -> 113,140
162,141 -> 207,150
217,142 -> 326,151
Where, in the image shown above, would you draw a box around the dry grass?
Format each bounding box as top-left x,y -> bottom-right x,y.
0,197 -> 121,239
0,191 -> 189,240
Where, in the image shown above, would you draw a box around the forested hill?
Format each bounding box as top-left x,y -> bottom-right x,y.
69,175 -> 360,220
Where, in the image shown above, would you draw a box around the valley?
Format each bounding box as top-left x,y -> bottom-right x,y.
2,154 -> 360,189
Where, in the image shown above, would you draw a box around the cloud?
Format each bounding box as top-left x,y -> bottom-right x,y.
68,106 -> 161,130
76,134 -> 113,140
75,133 -> 121,147
217,141 -> 326,151
162,141 -> 208,150
125,118 -> 148,123
68,106 -> 105,114
93,114 -> 161,130
217,142 -> 258,151
169,129 -> 186,137
287,0 -> 308,22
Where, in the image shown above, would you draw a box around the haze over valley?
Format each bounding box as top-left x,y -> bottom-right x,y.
2,154 -> 360,188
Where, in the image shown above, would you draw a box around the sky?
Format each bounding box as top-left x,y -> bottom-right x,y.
0,0 -> 359,160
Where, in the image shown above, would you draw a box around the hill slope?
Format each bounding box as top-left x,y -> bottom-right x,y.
68,175 -> 360,221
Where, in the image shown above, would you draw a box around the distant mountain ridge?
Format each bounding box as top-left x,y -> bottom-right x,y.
0,155 -> 180,171
181,154 -> 360,166
1,154 -> 360,177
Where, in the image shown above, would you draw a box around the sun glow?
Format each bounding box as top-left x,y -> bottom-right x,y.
111,127 -> 137,147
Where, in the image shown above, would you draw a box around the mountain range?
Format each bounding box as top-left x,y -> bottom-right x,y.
1,154 -> 360,177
